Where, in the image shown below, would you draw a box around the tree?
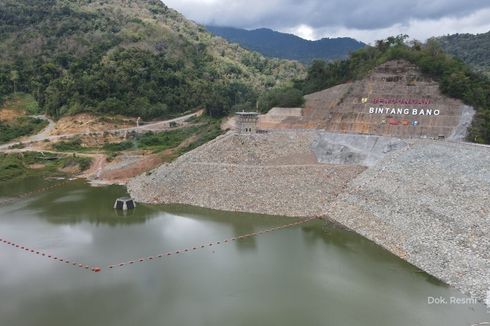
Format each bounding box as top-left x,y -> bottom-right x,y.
9,70 -> 18,94
257,87 -> 304,113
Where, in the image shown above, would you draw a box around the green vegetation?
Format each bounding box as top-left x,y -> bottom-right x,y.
0,117 -> 48,144
437,32 -> 490,76
102,141 -> 134,152
176,119 -> 223,155
291,35 -> 490,144
1,93 -> 40,114
257,87 -> 305,113
52,137 -> 85,152
0,0 -> 303,119
51,117 -> 223,156
100,117 -> 223,156
0,152 -> 92,182
62,156 -> 92,172
0,93 -> 45,144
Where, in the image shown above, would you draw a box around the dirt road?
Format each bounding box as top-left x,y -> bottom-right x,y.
0,110 -> 203,151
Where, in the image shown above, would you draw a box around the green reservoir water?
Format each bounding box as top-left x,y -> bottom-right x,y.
0,179 -> 487,326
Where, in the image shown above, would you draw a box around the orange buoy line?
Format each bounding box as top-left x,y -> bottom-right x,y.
0,216 -> 321,273
106,216 -> 321,271
0,179 -> 103,272
0,179 -> 75,206
0,236 -> 101,272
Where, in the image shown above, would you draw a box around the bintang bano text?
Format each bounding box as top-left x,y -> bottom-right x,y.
363,97 -> 440,116
369,107 -> 440,116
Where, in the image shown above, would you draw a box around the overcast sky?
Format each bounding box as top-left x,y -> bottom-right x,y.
162,0 -> 490,43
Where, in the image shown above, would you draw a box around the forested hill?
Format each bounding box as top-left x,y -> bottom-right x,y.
0,0 -> 304,119
206,26 -> 365,64
437,31 -> 490,76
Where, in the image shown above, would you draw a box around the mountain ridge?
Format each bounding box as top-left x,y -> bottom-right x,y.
206,25 -> 365,63
0,0 -> 304,119
437,31 -> 490,76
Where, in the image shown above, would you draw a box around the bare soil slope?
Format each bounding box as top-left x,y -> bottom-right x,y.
258,60 -> 473,139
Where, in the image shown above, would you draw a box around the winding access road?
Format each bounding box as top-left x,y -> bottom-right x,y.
0,110 -> 203,152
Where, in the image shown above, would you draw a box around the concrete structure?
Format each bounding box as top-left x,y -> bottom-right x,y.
114,197 -> 136,210
236,112 -> 259,134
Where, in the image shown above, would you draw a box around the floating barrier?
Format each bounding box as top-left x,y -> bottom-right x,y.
0,236 -> 100,272
105,216 -> 321,271
0,179 -> 322,273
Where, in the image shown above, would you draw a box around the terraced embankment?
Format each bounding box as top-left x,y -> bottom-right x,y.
128,130 -> 490,303
128,131 -> 377,216
128,131 -> 408,216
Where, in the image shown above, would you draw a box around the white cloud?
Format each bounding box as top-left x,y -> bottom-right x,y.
293,7 -> 490,44
293,25 -> 316,41
163,0 -> 490,43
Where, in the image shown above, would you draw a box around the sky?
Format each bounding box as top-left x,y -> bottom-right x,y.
162,0 -> 490,44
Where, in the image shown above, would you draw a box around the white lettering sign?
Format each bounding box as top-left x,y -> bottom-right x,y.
369,107 -> 441,116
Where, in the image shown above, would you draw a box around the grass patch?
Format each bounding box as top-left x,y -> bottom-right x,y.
52,137 -> 85,152
102,140 -> 134,152
0,152 -> 92,182
51,118 -> 223,160
1,93 -> 40,114
98,118 -> 223,159
135,129 -> 195,152
176,120 -> 223,155
60,156 -> 92,171
0,93 -> 46,144
0,117 -> 48,144
135,118 -> 223,153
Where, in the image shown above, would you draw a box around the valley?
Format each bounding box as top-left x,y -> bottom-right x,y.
0,1 -> 489,325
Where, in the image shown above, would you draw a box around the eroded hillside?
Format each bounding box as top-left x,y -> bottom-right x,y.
258,60 -> 473,139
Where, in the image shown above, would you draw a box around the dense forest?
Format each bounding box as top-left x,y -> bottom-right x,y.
260,35 -> 489,143
437,32 -> 490,76
0,0 -> 304,120
206,26 -> 365,64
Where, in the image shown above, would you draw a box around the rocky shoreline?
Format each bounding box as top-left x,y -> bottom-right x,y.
128,130 -> 490,303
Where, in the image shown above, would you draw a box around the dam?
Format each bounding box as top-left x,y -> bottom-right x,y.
129,59 -> 489,303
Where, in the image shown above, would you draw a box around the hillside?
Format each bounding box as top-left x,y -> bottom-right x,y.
437,31 -> 490,76
259,60 -> 472,140
275,36 -> 490,144
206,26 -> 365,64
0,0 -> 304,119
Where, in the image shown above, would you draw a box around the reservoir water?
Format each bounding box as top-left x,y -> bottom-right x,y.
0,179 -> 487,326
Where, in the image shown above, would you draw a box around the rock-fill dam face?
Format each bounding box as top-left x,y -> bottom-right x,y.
258,60 -> 474,139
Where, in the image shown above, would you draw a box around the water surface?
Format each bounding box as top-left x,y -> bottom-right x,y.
0,180 -> 487,326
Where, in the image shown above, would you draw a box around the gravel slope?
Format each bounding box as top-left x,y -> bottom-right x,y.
327,140 -> 490,302
128,131 -> 366,217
